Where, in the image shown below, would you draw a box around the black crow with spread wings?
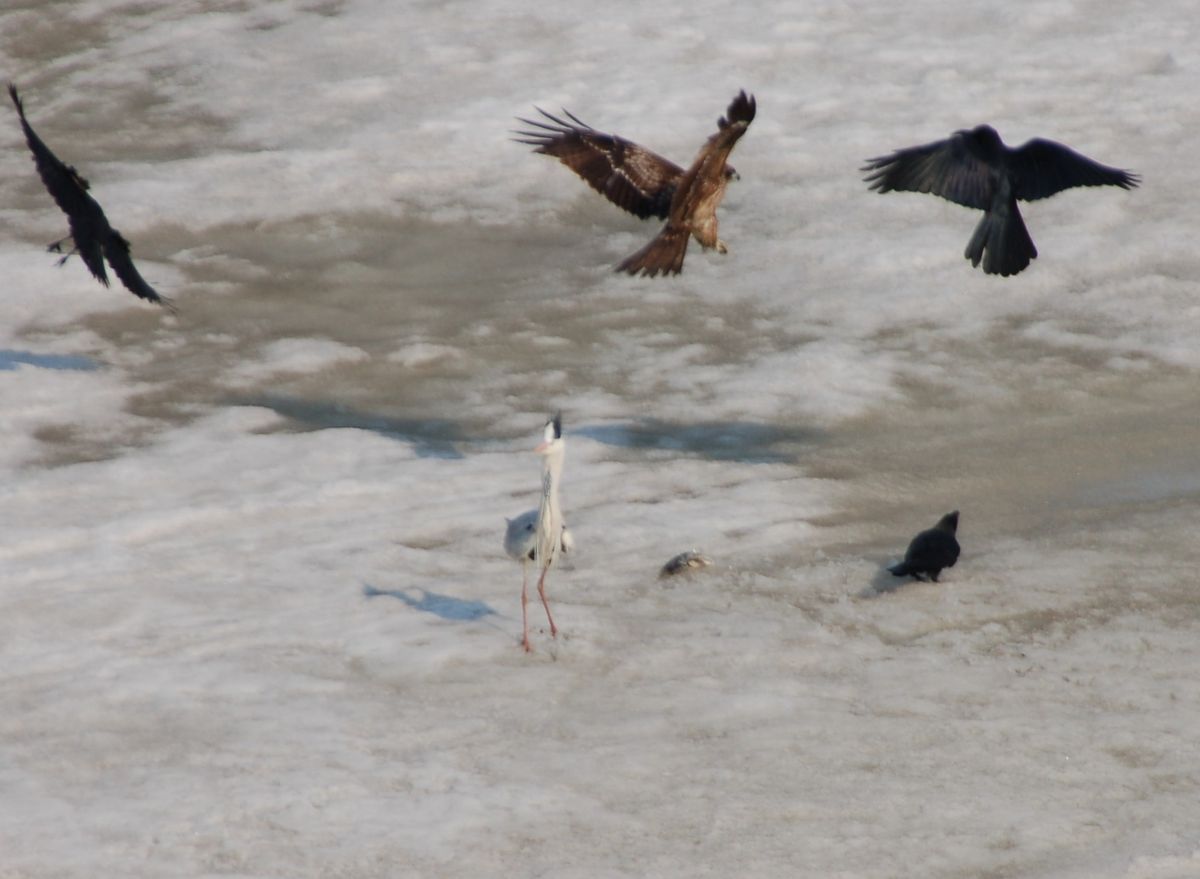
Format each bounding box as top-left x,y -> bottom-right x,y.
9,84 -> 171,308
863,125 -> 1139,276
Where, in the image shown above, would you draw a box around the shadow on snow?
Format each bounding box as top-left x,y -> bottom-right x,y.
362,582 -> 500,622
230,393 -> 465,458
575,418 -> 822,464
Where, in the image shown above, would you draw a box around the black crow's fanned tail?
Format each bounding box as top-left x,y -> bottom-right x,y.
616,225 -> 689,277
964,202 -> 1037,276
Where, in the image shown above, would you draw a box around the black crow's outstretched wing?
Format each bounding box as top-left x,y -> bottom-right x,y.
1009,138 -> 1140,201
104,230 -> 170,309
8,84 -> 96,220
10,83 -> 169,307
11,82 -> 110,287
862,129 -> 995,210
9,84 -> 114,287
514,107 -> 684,220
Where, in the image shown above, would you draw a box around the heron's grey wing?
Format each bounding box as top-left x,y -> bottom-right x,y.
104,230 -> 169,307
862,131 -> 994,210
503,509 -> 538,561
515,108 -> 683,219
1009,138 -> 1140,201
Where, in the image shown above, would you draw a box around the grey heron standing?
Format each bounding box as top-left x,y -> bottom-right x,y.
508,412 -> 566,653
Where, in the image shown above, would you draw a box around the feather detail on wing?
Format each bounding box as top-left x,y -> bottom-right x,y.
9,84 -> 99,223
617,91 -> 756,278
862,131 -> 995,210
616,224 -> 690,277
70,216 -> 109,286
514,108 -> 683,219
678,92 -> 754,195
105,230 -> 172,309
1009,138 -> 1141,201
10,83 -> 171,309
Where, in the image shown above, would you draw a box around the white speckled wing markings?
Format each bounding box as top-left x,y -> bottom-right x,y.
513,107 -> 684,220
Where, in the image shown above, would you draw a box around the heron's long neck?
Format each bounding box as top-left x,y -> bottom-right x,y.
534,448 -> 564,568
540,449 -> 563,515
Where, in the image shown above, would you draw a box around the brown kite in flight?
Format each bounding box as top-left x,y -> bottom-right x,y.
516,90 -> 756,277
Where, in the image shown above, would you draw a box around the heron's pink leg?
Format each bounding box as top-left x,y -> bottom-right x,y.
536,567 -> 558,638
520,562 -> 534,652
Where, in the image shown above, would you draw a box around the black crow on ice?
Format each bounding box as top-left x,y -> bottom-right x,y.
9,84 -> 171,309
862,125 -> 1139,276
889,510 -> 960,582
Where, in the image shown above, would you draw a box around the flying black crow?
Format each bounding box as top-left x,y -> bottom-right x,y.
862,125 -> 1139,276
889,510 -> 960,582
9,84 -> 171,309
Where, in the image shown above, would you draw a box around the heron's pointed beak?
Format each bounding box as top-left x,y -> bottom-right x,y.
534,441 -> 550,454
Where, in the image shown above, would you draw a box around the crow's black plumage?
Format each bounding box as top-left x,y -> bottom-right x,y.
862,125 -> 1139,276
889,510 -> 960,582
9,84 -> 171,309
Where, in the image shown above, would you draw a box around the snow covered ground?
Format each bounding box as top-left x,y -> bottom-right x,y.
2,0 -> 1200,875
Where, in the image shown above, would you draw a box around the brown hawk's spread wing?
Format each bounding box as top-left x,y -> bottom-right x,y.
514,108 -> 684,220
618,90 -> 756,277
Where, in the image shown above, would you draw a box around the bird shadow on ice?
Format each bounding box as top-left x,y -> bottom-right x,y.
362,582 -> 505,625
575,419 -> 822,464
0,349 -> 98,371
857,564 -> 918,598
229,393 -> 464,458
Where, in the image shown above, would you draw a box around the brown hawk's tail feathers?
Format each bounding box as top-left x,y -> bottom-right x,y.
964,202 -> 1037,277
616,225 -> 689,277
